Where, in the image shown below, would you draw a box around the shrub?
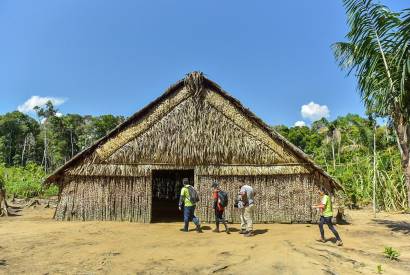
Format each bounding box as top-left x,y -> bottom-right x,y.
384,247 -> 400,261
0,163 -> 58,198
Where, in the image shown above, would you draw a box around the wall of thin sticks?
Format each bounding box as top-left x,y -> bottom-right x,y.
54,172 -> 328,223
196,174 -> 321,224
55,176 -> 151,222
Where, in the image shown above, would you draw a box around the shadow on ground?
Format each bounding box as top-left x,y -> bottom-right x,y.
254,229 -> 268,235
325,237 -> 337,243
3,205 -> 23,217
373,219 -> 410,234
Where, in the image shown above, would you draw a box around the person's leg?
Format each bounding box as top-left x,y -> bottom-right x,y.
191,205 -> 202,232
213,209 -> 220,232
246,205 -> 254,232
240,208 -> 247,233
182,206 -> 190,231
244,205 -> 254,237
220,210 -> 230,234
318,216 -> 325,241
325,217 -> 342,241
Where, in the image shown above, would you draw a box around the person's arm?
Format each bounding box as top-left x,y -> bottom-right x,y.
312,196 -> 326,210
178,188 -> 185,210
212,192 -> 218,209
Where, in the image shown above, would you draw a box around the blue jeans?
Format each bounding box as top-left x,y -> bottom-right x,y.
183,205 -> 200,231
319,216 -> 342,241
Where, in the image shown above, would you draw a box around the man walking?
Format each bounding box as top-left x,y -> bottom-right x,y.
313,187 -> 343,246
178,178 -> 202,233
211,181 -> 230,234
238,184 -> 255,237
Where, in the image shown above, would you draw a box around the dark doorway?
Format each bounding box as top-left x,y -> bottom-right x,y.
151,169 -> 194,222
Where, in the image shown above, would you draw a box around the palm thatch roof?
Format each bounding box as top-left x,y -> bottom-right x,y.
44,72 -> 340,189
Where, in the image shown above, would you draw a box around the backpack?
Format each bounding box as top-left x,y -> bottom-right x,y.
218,191 -> 228,207
187,185 -> 200,203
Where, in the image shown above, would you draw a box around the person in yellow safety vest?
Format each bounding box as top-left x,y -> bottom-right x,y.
178,178 -> 202,233
313,187 -> 343,246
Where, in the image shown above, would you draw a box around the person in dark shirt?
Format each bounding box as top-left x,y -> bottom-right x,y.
211,181 -> 230,234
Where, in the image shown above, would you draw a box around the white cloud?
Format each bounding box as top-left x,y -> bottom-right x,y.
301,102 -> 330,122
294,121 -> 306,127
17,96 -> 66,114
55,112 -> 63,117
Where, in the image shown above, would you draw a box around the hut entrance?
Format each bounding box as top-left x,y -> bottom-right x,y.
151,169 -> 194,222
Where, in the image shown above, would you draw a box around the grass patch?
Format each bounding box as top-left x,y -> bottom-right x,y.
384,247 -> 400,261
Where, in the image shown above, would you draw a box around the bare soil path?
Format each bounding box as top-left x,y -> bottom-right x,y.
0,207 -> 409,274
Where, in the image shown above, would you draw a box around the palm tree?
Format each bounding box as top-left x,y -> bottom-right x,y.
333,0 -> 410,208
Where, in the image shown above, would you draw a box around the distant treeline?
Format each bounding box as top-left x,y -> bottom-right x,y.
275,115 -> 406,211
0,104 -> 407,210
0,107 -> 125,171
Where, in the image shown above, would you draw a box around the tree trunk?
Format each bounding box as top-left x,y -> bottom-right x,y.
393,115 -> 410,208
43,123 -> 48,173
70,130 -> 74,157
0,188 -> 9,217
331,140 -> 336,170
21,135 -> 27,166
373,125 -> 377,217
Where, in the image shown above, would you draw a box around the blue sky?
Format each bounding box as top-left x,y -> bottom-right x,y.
0,1 -> 408,126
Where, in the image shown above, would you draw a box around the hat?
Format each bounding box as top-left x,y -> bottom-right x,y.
182,178 -> 189,185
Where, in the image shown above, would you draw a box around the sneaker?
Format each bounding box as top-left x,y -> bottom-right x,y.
336,240 -> 343,246
225,228 -> 231,234
212,228 -> 220,233
239,229 -> 248,234
180,228 -> 188,232
244,230 -> 255,237
316,238 -> 326,243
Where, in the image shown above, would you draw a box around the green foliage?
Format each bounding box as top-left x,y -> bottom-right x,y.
333,0 -> 409,118
0,105 -> 124,172
334,0 -> 410,208
91,115 -> 125,139
0,111 -> 40,166
277,114 -> 407,210
384,246 -> 400,261
377,264 -> 383,274
0,169 -> 5,190
275,125 -> 322,155
0,163 -> 57,198
0,102 -> 125,198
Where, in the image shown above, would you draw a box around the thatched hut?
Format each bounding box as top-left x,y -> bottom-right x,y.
44,72 -> 340,223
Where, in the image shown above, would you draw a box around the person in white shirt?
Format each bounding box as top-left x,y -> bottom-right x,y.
238,184 -> 255,237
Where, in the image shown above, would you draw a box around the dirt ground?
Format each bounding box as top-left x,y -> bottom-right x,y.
0,207 -> 409,275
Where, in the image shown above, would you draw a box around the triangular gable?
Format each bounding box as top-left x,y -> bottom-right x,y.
102,93 -> 297,165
